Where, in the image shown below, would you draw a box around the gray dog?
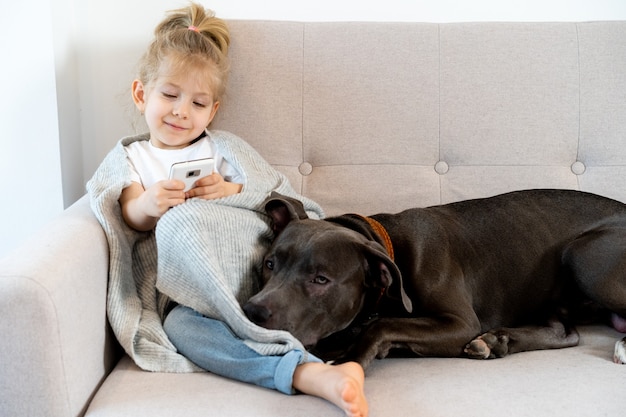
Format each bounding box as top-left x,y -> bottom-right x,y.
244,189 -> 626,369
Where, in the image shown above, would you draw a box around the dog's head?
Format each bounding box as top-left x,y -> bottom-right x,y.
243,192 -> 412,349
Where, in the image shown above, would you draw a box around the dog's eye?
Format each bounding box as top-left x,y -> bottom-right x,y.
312,276 -> 329,285
265,259 -> 274,270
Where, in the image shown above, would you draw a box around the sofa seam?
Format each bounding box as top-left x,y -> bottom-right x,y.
437,23 -> 443,204
300,22 -> 306,196
575,22 -> 582,190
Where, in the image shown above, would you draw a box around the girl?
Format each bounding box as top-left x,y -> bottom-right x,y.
116,4 -> 367,416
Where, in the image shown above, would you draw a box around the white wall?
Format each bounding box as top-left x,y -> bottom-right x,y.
0,0 -> 64,258
1,0 -> 626,258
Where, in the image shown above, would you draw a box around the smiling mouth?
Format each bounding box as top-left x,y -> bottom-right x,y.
165,121 -> 187,131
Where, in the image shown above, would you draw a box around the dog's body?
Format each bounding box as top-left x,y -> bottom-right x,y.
244,189 -> 626,368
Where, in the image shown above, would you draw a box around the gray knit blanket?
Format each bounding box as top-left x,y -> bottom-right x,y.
87,131 -> 324,372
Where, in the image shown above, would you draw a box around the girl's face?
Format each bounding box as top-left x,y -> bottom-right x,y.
132,58 -> 220,149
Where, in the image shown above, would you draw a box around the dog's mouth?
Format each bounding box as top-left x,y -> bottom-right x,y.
297,320 -> 362,352
302,341 -> 316,350
292,330 -> 325,349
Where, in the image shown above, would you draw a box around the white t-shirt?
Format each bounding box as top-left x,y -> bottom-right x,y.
125,132 -> 244,189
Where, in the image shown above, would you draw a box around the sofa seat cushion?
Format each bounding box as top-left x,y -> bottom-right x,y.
85,325 -> 624,417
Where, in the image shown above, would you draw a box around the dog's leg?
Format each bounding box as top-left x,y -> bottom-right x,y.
339,316 -> 480,368
561,224 -> 626,364
464,317 -> 580,359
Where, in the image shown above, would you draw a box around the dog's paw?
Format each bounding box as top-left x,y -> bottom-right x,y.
465,336 -> 493,359
464,332 -> 510,359
613,337 -> 626,364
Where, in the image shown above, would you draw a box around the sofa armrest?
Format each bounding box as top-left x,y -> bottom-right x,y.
0,196 -> 119,417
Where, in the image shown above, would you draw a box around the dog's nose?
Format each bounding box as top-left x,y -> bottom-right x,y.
243,302 -> 272,325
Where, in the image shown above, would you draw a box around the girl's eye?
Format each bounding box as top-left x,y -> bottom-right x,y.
193,102 -> 207,108
162,92 -> 177,99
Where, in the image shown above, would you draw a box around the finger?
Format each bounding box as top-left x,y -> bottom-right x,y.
162,179 -> 186,191
168,196 -> 187,207
194,174 -> 219,187
187,185 -> 220,200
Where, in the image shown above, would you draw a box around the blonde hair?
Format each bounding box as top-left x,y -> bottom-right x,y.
137,2 -> 230,101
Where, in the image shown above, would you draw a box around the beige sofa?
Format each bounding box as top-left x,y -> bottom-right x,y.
1,20 -> 625,417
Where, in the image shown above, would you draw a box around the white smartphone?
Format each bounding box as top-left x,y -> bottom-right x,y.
168,158 -> 215,192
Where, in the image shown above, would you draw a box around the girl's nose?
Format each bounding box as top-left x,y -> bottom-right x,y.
173,102 -> 190,119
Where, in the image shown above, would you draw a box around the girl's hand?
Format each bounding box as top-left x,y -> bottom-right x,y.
139,180 -> 187,217
186,172 -> 242,200
119,180 -> 186,231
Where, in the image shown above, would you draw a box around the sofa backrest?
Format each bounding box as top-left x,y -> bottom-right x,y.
211,21 -> 626,216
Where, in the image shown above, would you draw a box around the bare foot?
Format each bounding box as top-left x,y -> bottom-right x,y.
293,361 -> 368,417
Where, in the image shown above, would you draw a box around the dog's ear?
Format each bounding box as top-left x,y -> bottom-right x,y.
264,192 -> 310,236
362,240 -> 413,313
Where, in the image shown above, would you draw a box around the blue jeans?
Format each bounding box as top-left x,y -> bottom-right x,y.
163,305 -> 321,394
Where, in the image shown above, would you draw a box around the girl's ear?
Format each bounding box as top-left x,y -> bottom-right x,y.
131,79 -> 146,113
